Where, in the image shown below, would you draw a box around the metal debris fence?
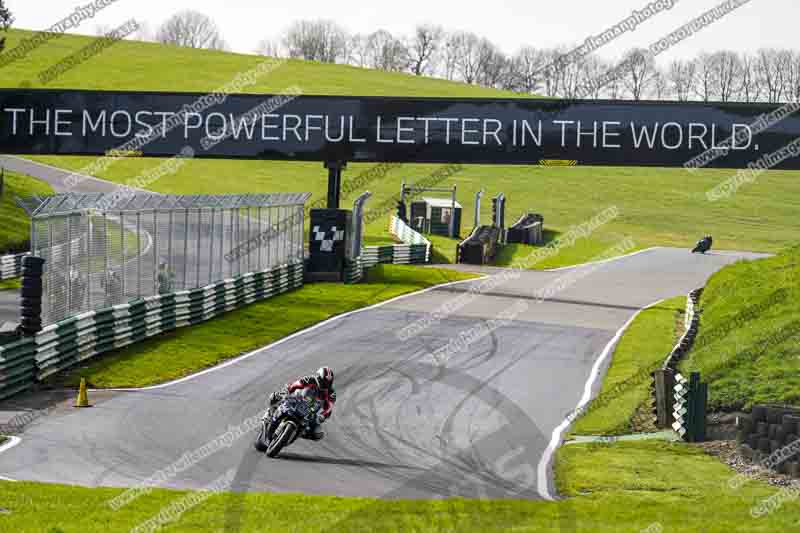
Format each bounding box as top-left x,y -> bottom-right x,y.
0,262 -> 304,399
27,193 -> 309,326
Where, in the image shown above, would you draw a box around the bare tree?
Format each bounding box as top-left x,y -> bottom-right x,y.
668,59 -> 696,101
447,32 -> 484,83
621,48 -> 655,100
365,30 -> 408,72
693,54 -> 715,102
778,50 -> 800,101
407,25 -> 443,76
442,32 -> 463,81
709,51 -> 742,101
475,39 -> 508,88
156,10 -> 227,50
507,46 -> 548,94
255,38 -> 283,58
580,55 -> 609,99
605,73 -> 624,99
739,53 -> 761,102
282,19 -> 348,63
558,54 -> 585,98
650,68 -> 669,99
0,0 -> 12,52
757,48 -> 785,103
0,0 -> 11,30
540,48 -> 564,97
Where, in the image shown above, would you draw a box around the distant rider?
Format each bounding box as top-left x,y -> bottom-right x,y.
268,366 -> 336,441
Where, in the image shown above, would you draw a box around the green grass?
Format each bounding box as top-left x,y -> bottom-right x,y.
29,156 -> 800,269
50,265 -> 478,389
571,296 -> 687,436
3,29 -> 799,268
0,170 -> 53,254
681,244 -> 800,410
2,28 -> 518,97
0,440 -> 796,532
0,278 -> 20,291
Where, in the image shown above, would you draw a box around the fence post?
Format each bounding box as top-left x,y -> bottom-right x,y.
687,372 -> 708,442
653,368 -> 676,429
474,189 -> 483,228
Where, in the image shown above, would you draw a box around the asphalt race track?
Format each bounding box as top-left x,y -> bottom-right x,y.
0,238 -> 767,500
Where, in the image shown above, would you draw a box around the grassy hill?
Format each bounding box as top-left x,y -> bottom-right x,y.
0,169 -> 53,254
3,28 -> 800,266
0,29 -> 517,97
682,245 -> 800,410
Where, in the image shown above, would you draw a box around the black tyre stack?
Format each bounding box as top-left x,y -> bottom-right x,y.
19,256 -> 45,336
738,404 -> 800,478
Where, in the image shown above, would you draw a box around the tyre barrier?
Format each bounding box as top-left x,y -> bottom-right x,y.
19,256 -> 45,336
651,288 -> 705,437
0,252 -> 29,281
0,262 -> 304,399
737,405 -> 800,478
506,214 -> 544,245
456,226 -> 500,265
345,216 -> 432,284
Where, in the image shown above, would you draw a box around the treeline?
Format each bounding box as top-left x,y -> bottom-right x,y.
136,11 -> 800,103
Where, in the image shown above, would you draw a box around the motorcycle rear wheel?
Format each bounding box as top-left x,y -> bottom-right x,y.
266,420 -> 297,458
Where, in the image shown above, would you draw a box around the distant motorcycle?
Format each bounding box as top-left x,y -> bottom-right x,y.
254,394 -> 318,457
692,236 -> 713,254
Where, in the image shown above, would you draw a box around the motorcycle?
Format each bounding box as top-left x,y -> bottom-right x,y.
692,236 -> 713,254
254,394 -> 319,457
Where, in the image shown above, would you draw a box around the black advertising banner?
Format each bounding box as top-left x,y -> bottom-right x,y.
2,88 -> 800,169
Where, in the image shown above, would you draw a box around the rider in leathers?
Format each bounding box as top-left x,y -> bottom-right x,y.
267,367 -> 336,441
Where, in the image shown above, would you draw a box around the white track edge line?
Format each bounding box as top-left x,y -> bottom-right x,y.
0,436 -> 22,481
535,297 -> 666,501
101,274 -> 490,392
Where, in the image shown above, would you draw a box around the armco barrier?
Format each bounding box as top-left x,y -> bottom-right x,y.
362,244 -> 429,268
0,252 -> 29,280
0,262 -> 303,399
0,336 -> 37,400
343,257 -> 364,284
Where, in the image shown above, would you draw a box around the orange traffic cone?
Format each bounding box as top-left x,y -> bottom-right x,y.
75,378 -> 91,408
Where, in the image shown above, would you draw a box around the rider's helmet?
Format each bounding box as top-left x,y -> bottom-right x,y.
316,366 -> 334,390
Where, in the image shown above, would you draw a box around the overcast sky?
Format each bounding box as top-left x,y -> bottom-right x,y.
7,0 -> 795,61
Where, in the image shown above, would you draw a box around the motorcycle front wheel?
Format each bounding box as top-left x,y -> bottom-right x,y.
254,421 -> 269,452
266,420 -> 297,458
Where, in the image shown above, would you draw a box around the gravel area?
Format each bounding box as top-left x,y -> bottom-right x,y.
700,440 -> 798,487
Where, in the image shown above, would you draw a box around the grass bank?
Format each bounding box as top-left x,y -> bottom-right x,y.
0,170 -> 53,254
681,244 -> 800,410
49,265 -> 478,389
571,296 -> 687,436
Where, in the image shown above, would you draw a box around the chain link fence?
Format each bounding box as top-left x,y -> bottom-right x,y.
28,193 -> 310,326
